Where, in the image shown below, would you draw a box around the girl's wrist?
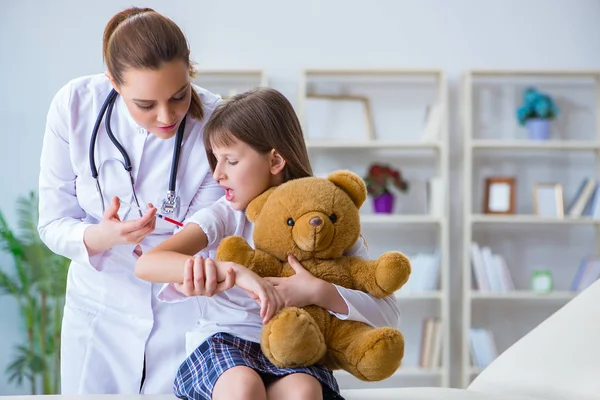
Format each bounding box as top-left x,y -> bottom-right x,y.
311,279 -> 331,306
313,280 -> 349,315
214,260 -> 244,281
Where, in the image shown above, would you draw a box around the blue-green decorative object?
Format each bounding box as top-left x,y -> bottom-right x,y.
516,87 -> 559,140
531,270 -> 553,293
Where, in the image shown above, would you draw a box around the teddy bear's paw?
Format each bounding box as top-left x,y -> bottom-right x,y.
347,327 -> 404,382
260,307 -> 326,368
376,252 -> 412,295
216,236 -> 253,264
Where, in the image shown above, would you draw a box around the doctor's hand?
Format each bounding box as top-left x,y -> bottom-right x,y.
232,265 -> 285,324
84,197 -> 157,256
101,197 -> 157,246
174,255 -> 236,297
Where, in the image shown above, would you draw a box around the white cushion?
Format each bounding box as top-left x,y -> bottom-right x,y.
0,391 -> 539,400
469,279 -> 600,400
341,387 -> 540,399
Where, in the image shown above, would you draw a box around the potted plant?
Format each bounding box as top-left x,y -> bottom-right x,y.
516,87 -> 559,140
0,191 -> 70,394
363,163 -> 409,214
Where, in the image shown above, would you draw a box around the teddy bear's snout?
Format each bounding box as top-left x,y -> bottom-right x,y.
292,212 -> 335,252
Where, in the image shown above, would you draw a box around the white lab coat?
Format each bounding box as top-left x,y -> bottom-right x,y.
37,74 -> 225,394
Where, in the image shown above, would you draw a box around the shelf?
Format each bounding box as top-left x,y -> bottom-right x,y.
334,367 -> 442,378
301,68 -> 450,389
471,291 -> 577,301
469,69 -> 600,78
306,140 -> 441,150
361,214 -> 441,224
196,69 -> 265,76
395,291 -> 443,300
461,68 -> 600,389
471,139 -> 600,151
305,68 -> 443,76
471,214 -> 599,225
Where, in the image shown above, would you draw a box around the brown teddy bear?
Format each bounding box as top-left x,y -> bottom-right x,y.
216,170 -> 411,381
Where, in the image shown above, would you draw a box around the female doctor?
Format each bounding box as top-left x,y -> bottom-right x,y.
38,6 -> 402,396
37,7 -> 231,394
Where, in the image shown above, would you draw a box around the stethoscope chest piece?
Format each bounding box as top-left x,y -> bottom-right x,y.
161,190 -> 180,217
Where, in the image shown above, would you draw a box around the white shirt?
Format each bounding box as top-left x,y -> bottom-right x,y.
38,74 -> 225,394
158,196 -> 402,356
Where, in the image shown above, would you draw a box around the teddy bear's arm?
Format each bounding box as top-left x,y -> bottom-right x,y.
215,236 -> 284,278
216,236 -> 255,267
250,249 -> 285,278
347,252 -> 411,298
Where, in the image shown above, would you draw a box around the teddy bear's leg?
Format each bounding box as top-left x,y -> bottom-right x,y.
260,307 -> 326,368
329,320 -> 404,382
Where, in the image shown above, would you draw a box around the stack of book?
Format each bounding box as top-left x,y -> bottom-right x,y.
470,328 -> 498,368
471,242 -> 514,292
398,252 -> 441,293
566,178 -> 600,218
419,317 -> 443,369
571,256 -> 600,291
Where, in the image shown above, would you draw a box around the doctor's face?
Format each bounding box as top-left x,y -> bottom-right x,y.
114,60 -> 192,140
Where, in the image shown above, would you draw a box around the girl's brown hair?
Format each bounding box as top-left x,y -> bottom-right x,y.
203,88 -> 313,183
102,7 -> 203,120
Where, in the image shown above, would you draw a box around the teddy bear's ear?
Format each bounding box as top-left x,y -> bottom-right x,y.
246,187 -> 277,222
327,170 -> 367,208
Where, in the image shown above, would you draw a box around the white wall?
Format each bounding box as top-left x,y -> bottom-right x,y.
1,0 -> 599,394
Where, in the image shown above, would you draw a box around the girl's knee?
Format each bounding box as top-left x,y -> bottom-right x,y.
293,379 -> 323,400
267,373 -> 323,400
213,366 -> 267,400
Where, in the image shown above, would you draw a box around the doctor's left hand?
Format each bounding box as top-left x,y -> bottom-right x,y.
175,255 -> 236,297
84,197 -> 157,255
101,197 -> 157,246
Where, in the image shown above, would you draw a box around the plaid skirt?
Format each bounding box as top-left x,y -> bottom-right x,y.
174,332 -> 344,400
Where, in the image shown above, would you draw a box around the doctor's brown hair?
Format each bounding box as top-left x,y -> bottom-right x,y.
203,88 -> 313,183
103,7 -> 204,120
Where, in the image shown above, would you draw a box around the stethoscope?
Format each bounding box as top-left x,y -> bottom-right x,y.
89,88 -> 185,219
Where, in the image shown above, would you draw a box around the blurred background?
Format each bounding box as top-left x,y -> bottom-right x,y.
1,0 -> 600,394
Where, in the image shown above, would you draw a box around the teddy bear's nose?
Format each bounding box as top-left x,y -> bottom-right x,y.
310,217 -> 323,227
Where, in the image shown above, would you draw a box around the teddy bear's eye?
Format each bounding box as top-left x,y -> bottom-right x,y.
329,214 -> 337,223
287,218 -> 295,226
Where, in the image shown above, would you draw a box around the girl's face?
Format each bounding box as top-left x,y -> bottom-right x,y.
212,138 -> 285,210
110,60 -> 192,139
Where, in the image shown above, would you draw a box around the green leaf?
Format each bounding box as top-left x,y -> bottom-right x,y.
0,269 -> 23,297
6,345 -> 34,386
17,192 -> 40,247
0,211 -> 26,258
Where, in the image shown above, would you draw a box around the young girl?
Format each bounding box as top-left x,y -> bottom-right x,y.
135,88 -> 401,400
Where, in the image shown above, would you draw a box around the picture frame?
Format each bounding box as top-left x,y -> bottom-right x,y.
304,93 -> 374,141
533,183 -> 564,218
483,177 -> 516,214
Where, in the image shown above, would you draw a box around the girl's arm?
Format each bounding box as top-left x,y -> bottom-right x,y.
136,223 -> 222,283
137,222 -> 284,323
266,237 -> 402,328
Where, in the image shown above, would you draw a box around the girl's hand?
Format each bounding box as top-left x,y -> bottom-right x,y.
174,255 -> 236,297
234,266 -> 285,324
264,255 -> 322,308
99,197 -> 157,247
